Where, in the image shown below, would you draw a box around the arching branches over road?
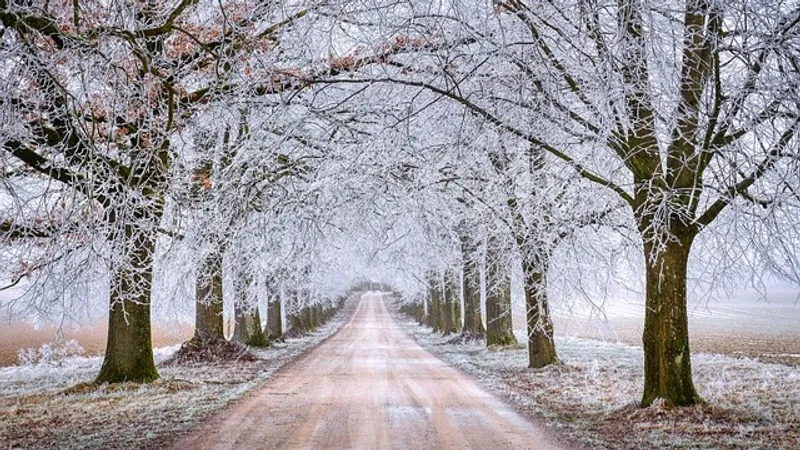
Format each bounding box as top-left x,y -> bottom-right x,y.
1,0 -> 799,415
316,0 -> 800,406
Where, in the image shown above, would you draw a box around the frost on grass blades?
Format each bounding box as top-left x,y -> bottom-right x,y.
0,0 -> 799,448
399,312 -> 800,450
1,304 -> 353,448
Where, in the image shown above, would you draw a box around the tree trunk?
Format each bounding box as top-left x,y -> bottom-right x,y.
288,313 -> 301,332
286,285 -> 308,335
306,307 -> 314,330
415,300 -> 426,325
462,241 -> 485,336
319,304 -> 330,324
265,295 -> 284,341
485,253 -> 517,347
233,305 -> 268,347
95,225 -> 159,384
523,258 -> 557,369
193,251 -> 225,343
641,235 -> 700,406
289,307 -> 308,333
231,269 -> 246,342
232,303 -> 244,343
453,285 -> 461,330
249,308 -> 267,346
307,305 -> 318,330
442,272 -> 459,335
232,270 -> 268,347
427,277 -> 442,332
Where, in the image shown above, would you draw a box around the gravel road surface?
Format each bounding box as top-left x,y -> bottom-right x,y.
172,292 -> 564,450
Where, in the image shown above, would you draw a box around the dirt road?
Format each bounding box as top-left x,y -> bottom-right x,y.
172,292 -> 564,450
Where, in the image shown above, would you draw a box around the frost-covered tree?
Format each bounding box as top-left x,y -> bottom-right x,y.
336,0 -> 800,405
0,0 -> 207,383
0,0 -> 330,382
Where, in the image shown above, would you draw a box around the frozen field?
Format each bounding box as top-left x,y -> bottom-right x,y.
547,288 -> 800,366
0,318 -> 193,367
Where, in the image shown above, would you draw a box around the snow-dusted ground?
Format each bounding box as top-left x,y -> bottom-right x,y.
396,311 -> 800,449
0,345 -> 182,398
0,298 -> 356,450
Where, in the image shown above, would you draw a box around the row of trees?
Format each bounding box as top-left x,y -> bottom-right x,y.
360,0 -> 799,407
327,0 -> 800,408
2,0 -> 799,409
0,0 -> 374,383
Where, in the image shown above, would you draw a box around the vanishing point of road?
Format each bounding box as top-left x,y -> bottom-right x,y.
172,292 -> 566,449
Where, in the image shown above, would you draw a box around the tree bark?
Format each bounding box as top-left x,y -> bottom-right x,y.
641,234 -> 700,406
232,270 -> 268,347
461,239 -> 485,336
307,305 -> 318,330
265,294 -> 284,342
286,285 -> 309,334
442,271 -> 460,335
193,251 -> 225,343
427,276 -> 442,332
485,250 -> 517,347
318,304 -> 331,324
289,307 -> 309,333
95,224 -> 159,384
415,300 -> 426,325
233,305 -> 268,346
232,303 -> 245,342
522,258 -> 557,368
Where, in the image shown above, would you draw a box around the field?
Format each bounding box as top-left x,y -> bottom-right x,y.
0,319 -> 193,367
548,288 -> 800,367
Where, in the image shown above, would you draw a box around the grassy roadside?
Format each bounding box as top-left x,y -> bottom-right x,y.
0,299 -> 357,450
393,307 -> 800,449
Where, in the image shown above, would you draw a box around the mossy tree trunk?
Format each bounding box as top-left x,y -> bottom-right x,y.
95,223 -> 159,384
485,245 -> 517,347
289,307 -> 309,333
641,229 -> 700,406
232,269 -> 268,347
623,2 -> 713,406
306,305 -> 318,330
305,306 -> 314,330
453,285 -> 461,330
522,257 -> 557,369
265,291 -> 284,342
286,285 -> 309,334
233,306 -> 267,346
193,250 -> 225,343
314,305 -> 322,329
321,303 -> 333,323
